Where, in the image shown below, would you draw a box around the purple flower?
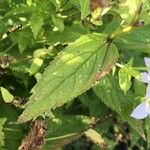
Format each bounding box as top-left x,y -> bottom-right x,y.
131,58 -> 150,119
141,57 -> 150,98
130,99 -> 150,119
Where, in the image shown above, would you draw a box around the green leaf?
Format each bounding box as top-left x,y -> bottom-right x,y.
79,92 -> 108,117
18,35 -> 28,53
52,15 -> 64,32
118,59 -> 141,93
84,128 -> 107,148
3,4 -> 32,19
134,80 -> 146,98
45,133 -> 82,150
0,118 -> 6,147
30,13 -> 43,38
33,48 -> 51,58
0,22 -> 6,34
79,0 -> 90,19
145,118 -> 150,146
128,67 -> 141,80
93,75 -> 145,139
0,102 -> 24,150
18,33 -> 118,123
10,60 -> 31,73
0,87 -> 14,103
18,30 -> 32,53
29,58 -> 43,75
90,8 -> 103,26
44,115 -> 91,149
126,58 -> 134,67
114,25 -> 150,53
119,67 -> 132,94
27,0 -> 32,6
103,14 -> 122,34
112,0 -> 142,24
46,24 -> 88,44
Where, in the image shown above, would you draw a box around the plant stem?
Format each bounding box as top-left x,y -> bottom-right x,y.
116,63 -> 124,68
109,25 -> 134,40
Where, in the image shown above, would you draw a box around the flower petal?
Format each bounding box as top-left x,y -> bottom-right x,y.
146,84 -> 150,99
130,101 -> 148,119
141,72 -> 149,83
144,57 -> 150,67
146,101 -> 150,114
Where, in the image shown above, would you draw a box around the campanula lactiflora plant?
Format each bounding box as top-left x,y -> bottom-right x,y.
1,0 -> 150,149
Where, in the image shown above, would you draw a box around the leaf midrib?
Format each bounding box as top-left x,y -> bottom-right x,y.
31,44 -> 105,104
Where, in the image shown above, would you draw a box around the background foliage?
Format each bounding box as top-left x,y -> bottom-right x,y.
0,0 -> 150,149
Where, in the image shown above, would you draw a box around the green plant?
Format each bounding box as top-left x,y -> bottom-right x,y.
0,0 -> 150,149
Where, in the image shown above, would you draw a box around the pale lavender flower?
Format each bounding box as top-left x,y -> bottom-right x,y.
130,99 -> 150,119
131,58 -> 150,119
141,57 -> 150,98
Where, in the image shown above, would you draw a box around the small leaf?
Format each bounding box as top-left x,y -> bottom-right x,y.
84,128 -> 107,149
29,58 -> 43,75
79,92 -> 108,117
128,67 -> 141,80
33,48 -> 51,58
18,33 -> 118,123
134,80 -> 146,98
90,8 -> 103,26
119,67 -> 132,93
27,0 -> 32,6
46,23 -> 88,44
0,102 -> 24,150
93,76 -> 145,139
115,25 -> 150,53
127,58 -> 134,67
113,0 -> 142,24
51,15 -> 64,32
30,13 -> 43,38
145,118 -> 150,145
17,28 -> 34,53
10,59 -> 31,73
103,14 -> 122,34
44,115 -> 91,149
0,87 -> 14,103
18,34 -> 29,53
0,118 -> 7,147
79,0 -> 90,19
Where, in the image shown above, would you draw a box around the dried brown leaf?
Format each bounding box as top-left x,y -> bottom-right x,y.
18,120 -> 46,150
90,0 -> 109,11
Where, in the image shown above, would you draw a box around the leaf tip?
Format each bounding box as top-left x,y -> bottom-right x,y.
17,112 -> 31,124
